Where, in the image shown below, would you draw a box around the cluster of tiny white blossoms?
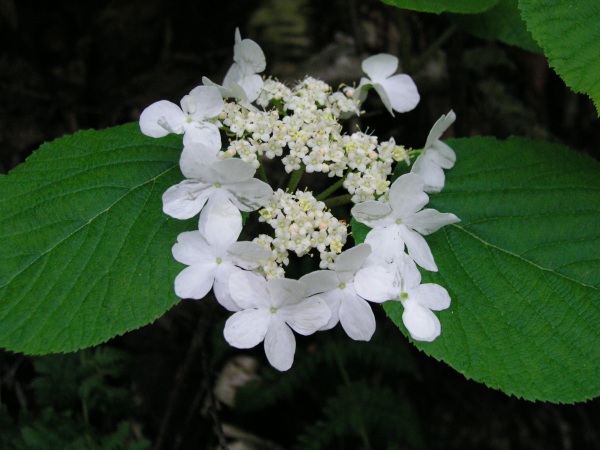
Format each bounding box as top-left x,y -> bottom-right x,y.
139,28 -> 459,371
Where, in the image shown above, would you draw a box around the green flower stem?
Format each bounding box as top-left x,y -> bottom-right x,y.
286,164 -> 305,193
258,163 -> 269,184
408,24 -> 457,73
324,194 -> 352,209
316,177 -> 346,201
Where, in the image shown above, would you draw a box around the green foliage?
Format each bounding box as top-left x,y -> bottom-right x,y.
236,327 -> 417,413
451,0 -> 541,52
0,347 -> 149,450
0,124 -> 191,354
380,0 -> 499,14
373,137 -> 599,403
232,327 -> 422,448
519,0 -> 600,113
294,381 -> 423,450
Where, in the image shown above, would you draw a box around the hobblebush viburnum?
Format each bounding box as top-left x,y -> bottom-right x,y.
139,28 -> 459,371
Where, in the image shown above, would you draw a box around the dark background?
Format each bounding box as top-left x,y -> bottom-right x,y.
1,0 -> 599,449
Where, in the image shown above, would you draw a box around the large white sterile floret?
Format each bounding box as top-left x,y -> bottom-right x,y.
351,173 -> 459,271
139,86 -> 223,149
357,54 -> 420,116
355,252 -> 450,342
300,244 -> 377,341
172,201 -> 270,310
203,28 -> 266,106
162,144 -> 273,221
224,271 -> 331,371
411,110 -> 457,193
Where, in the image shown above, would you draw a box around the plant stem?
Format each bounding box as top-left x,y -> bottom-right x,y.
316,177 -> 345,201
258,163 -> 269,184
408,24 -> 458,73
324,194 -> 352,209
286,164 -> 305,193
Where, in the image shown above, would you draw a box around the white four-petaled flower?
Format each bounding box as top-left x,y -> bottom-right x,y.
172,201 -> 271,310
351,173 -> 459,271
355,252 -> 450,342
162,144 -> 273,221
411,111 -> 457,193
224,272 -> 331,371
357,54 -> 420,116
300,244 -> 376,341
203,28 -> 266,107
139,86 -> 224,149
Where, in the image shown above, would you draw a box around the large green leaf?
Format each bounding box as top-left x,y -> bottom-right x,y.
353,136 -> 600,402
0,123 -> 190,354
519,0 -> 600,113
451,0 -> 541,53
380,0 -> 499,14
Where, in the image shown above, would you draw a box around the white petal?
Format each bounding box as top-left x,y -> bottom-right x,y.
299,270 -> 340,297
410,283 -> 451,311
187,85 -> 224,120
174,263 -> 216,299
404,209 -> 460,236
399,225 -> 438,272
172,231 -> 213,266
227,178 -> 274,212
139,100 -> 185,137
202,76 -> 234,98
428,140 -> 456,169
388,173 -> 429,219
213,263 -> 243,311
228,271 -> 270,309
361,54 -> 398,81
199,200 -> 242,252
350,200 -> 393,228
162,181 -> 211,219
267,278 -> 305,309
211,158 -> 256,183
364,226 -> 404,266
234,38 -> 266,73
179,143 -> 220,179
338,290 -> 376,341
223,63 -> 244,90
402,299 -> 441,342
236,75 -> 264,103
318,290 -> 342,330
334,243 -> 372,275
395,252 -> 422,290
227,241 -> 271,269
224,309 -> 270,348
411,154 -> 446,194
372,83 -> 395,116
264,317 -> 296,371
354,265 -> 398,303
280,296 -> 331,335
182,122 -> 222,150
424,110 -> 456,150
380,74 -> 420,114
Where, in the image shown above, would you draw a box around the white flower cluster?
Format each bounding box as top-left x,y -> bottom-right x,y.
256,189 -> 348,274
139,28 -> 459,371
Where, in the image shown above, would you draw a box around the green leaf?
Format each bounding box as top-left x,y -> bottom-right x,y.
519,0 -> 600,113
451,0 -> 541,53
380,0 -> 499,14
0,123 -> 190,354
380,136 -> 600,402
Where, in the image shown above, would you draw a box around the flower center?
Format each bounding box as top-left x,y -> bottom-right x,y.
399,292 -> 409,302
339,282 -> 346,290
396,218 -> 402,225
270,307 -> 277,314
215,257 -> 222,265
214,182 -> 222,188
